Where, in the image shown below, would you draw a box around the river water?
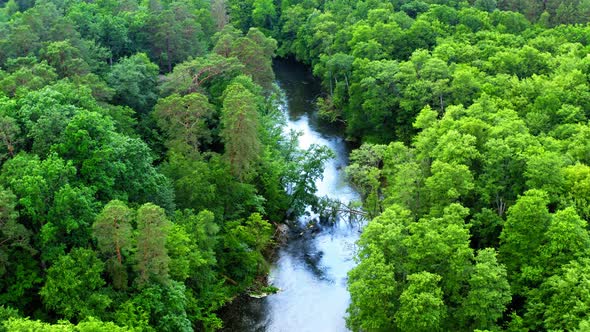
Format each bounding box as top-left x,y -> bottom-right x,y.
220,59 -> 361,332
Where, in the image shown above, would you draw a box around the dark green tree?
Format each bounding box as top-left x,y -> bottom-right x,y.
106,53 -> 159,113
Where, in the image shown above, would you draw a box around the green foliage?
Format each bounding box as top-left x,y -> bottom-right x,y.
40,248 -> 110,320
0,0 -> 308,329
154,93 -> 215,155
93,200 -> 133,289
135,203 -> 171,287
347,247 -> 397,331
252,0 -> 277,30
0,186 -> 32,276
43,184 -> 98,263
39,40 -> 90,78
461,248 -> 511,330
4,0 -> 590,330
230,28 -> 277,90
316,1 -> 590,329
213,26 -> 277,90
107,53 -> 159,113
283,142 -> 334,218
345,201 -> 511,331
526,258 -> 590,331
346,144 -> 387,218
147,1 -> 208,72
395,272 -> 446,332
221,81 -> 261,180
116,281 -> 192,332
0,60 -> 57,97
220,213 -> 272,287
2,317 -> 128,332
499,190 -> 551,292
1,153 -> 76,228
160,53 -> 244,96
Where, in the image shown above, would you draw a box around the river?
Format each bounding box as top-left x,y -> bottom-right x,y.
220,59 -> 362,332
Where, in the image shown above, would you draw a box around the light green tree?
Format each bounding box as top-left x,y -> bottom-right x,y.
40,248 -> 110,320
395,272 -> 446,332
461,248 -> 511,330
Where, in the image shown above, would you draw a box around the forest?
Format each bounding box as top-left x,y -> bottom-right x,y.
0,0 -> 333,330
0,0 -> 589,331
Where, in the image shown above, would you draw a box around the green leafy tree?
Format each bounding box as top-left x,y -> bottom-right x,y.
0,115 -> 21,162
221,213 -> 272,286
403,204 -> 474,305
160,54 -> 244,95
39,40 -> 90,78
425,160 -> 474,210
346,59 -> 399,141
211,0 -> 229,30
252,0 -> 277,29
107,53 -> 159,113
55,110 -> 174,209
475,0 -> 497,12
283,142 -> 334,218
42,184 -> 98,263
563,164 -> 590,220
526,258 -> 590,331
382,142 -> 427,216
0,187 -> 33,277
115,281 -> 191,332
347,247 -> 397,331
0,153 -> 76,230
395,272 -> 446,332
0,60 -> 57,97
2,317 -> 128,332
461,248 -> 511,330
40,248 -> 110,320
537,207 -> 590,277
499,189 -> 551,293
214,27 -> 277,90
148,2 -> 207,72
346,144 -> 386,218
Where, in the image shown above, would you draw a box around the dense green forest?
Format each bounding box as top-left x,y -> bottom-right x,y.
231,0 -> 587,330
1,0 -> 590,331
233,0 -> 589,331
0,0 -> 335,330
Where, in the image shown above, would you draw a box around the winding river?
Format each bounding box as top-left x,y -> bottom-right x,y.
221,59 -> 362,331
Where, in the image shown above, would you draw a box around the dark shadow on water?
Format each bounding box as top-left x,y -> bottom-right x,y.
273,58 -> 349,140
218,295 -> 268,332
285,234 -> 330,282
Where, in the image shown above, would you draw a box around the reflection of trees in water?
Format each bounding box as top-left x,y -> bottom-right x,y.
316,196 -> 367,226
218,293 -> 269,332
285,234 -> 330,282
286,211 -> 363,284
